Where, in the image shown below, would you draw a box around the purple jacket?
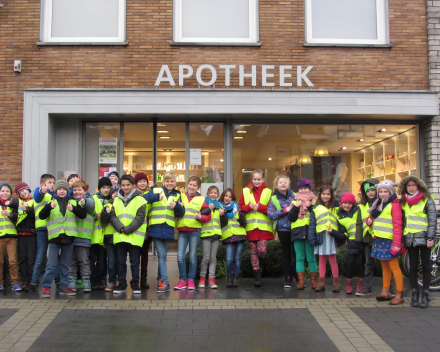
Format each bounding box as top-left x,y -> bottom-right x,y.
267,189 -> 296,231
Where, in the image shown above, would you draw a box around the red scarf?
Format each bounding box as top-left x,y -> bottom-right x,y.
405,192 -> 423,206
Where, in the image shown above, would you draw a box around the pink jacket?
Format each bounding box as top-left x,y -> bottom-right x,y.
390,198 -> 403,248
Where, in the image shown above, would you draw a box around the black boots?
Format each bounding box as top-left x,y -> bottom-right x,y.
411,288 -> 420,307
141,270 -> 149,289
254,270 -> 262,287
233,275 -> 239,287
226,275 -> 234,287
420,290 -> 429,308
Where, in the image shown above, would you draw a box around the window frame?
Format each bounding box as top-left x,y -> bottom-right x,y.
173,0 -> 259,44
40,0 -> 126,44
305,0 -> 389,45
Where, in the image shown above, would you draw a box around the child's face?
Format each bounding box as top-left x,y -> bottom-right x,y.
277,178 -> 289,192
109,175 -> 119,185
112,190 -> 118,199
187,181 -> 199,195
136,179 -> 148,192
297,187 -> 310,194
42,178 -> 55,192
73,186 -> 85,199
164,178 -> 176,192
379,189 -> 391,199
121,180 -> 134,195
208,188 -> 219,200
406,181 -> 419,195
100,185 -> 111,197
19,189 -> 30,200
57,188 -> 68,198
223,192 -> 233,205
320,190 -> 331,204
0,186 -> 11,200
341,202 -> 353,212
366,189 -> 377,199
252,173 -> 264,188
68,177 -> 79,188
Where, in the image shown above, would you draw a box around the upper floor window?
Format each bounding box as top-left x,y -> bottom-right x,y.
40,0 -> 126,44
305,0 -> 389,45
173,0 -> 259,44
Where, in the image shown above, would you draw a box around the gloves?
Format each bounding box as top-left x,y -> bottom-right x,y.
366,215 -> 374,227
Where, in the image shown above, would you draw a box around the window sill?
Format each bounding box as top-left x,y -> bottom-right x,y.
303,43 -> 393,48
36,42 -> 129,46
170,41 -> 262,47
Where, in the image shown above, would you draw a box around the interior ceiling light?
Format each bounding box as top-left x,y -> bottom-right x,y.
220,159 -> 224,162
234,137 -> 243,139
160,136 -> 170,139
378,128 -> 387,132
342,147 -> 347,150
157,123 -> 166,126
240,125 -> 251,127
268,158 -> 272,161
314,146 -> 329,157
299,154 -> 312,164
357,139 -> 364,142
157,130 -> 169,133
237,131 -> 247,133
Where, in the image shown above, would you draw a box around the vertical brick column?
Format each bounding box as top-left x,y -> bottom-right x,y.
426,1 -> 440,206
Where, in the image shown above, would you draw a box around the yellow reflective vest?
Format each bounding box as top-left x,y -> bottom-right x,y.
313,204 -> 338,233
242,187 -> 273,232
0,206 -> 18,237
34,192 -> 52,229
103,203 -> 114,236
372,203 -> 394,240
176,193 -> 205,229
358,203 -> 372,237
91,194 -> 107,246
338,210 -> 358,240
290,200 -> 312,229
16,199 -> 35,227
402,196 -> 433,235
201,208 -> 222,238
221,212 -> 247,241
149,188 -> 179,227
46,199 -> 77,241
113,196 -> 147,247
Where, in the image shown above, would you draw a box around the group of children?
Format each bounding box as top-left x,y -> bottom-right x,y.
0,168 -> 435,307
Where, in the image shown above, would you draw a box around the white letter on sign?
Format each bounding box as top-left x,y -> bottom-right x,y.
179,65 -> 194,86
262,65 -> 275,87
279,65 -> 293,87
219,65 -> 236,87
196,65 -> 217,86
155,65 -> 175,86
239,65 -> 257,87
297,66 -> 314,87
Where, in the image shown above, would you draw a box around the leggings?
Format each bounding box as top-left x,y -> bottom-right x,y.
319,255 -> 338,278
381,258 -> 403,291
139,237 -> 152,271
250,240 -> 267,270
278,231 -> 298,280
346,254 -> 366,279
407,245 -> 431,290
294,239 -> 318,273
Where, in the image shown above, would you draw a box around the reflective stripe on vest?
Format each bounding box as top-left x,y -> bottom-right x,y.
35,193 -> 52,229
91,194 -> 106,245
372,203 -> 393,240
338,210 -> 358,240
290,200 -> 312,229
176,193 -> 205,229
221,212 -> 247,241
148,188 -> 178,228
46,199 -> 77,240
76,213 -> 94,240
358,203 -> 372,237
103,203 -> 114,235
201,208 -> 222,237
113,196 -> 147,247
16,199 -> 35,227
402,197 -> 431,235
313,205 -> 338,233
243,187 -> 273,232
0,206 -> 18,236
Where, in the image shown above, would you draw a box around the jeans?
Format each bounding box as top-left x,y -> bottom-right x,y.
68,246 -> 91,279
90,244 -> 107,283
200,238 -> 220,278
225,242 -> 245,276
363,243 -> 375,291
177,230 -> 200,281
106,243 -> 117,285
31,229 -> 49,285
116,242 -> 140,288
408,245 -> 431,290
42,242 -> 74,291
152,238 -> 170,284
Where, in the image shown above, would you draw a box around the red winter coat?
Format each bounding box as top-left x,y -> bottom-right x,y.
239,182 -> 274,241
390,197 -> 403,248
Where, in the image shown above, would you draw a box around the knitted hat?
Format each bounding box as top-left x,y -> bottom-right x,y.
15,182 -> 31,195
108,171 -> 120,180
54,179 -> 69,192
375,180 -> 398,195
340,193 -> 356,204
134,172 -> 148,184
297,179 -> 312,190
98,177 -> 112,190
397,174 -> 429,195
0,182 -> 13,195
110,184 -> 120,194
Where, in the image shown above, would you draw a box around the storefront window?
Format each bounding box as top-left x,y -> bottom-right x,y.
232,124 -> 417,201
123,123 -> 154,179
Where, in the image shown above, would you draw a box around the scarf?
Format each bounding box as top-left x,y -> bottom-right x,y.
205,197 -> 222,209
405,191 -> 423,206
222,201 -> 238,219
368,193 -> 397,218
295,192 -> 315,219
274,189 -> 288,200
118,188 -> 137,203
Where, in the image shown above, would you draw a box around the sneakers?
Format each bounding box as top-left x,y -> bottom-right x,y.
164,283 -> 171,292
208,278 -> 218,289
157,280 -> 166,293
12,283 -> 22,292
132,284 -> 141,294
0,283 -> 3,291
174,280 -> 187,290
65,287 -> 76,296
355,288 -> 373,296
68,277 -> 77,292
98,279 -> 107,290
187,280 -> 195,290
25,283 -> 37,292
113,285 -> 126,294
284,276 -> 292,288
198,277 -> 206,288
83,278 -> 91,292
42,287 -> 52,298
105,283 -> 116,292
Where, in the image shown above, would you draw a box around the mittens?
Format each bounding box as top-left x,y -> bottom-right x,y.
366,215 -> 374,227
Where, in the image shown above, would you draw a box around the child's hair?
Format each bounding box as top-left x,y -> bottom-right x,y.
249,169 -> 265,193
219,188 -> 236,203
206,185 -> 219,197
188,176 -> 201,188
272,174 -> 290,193
400,184 -> 427,206
72,180 -> 89,192
120,174 -> 135,185
163,172 -> 176,181
67,174 -> 79,183
318,185 -> 335,208
40,174 -> 55,184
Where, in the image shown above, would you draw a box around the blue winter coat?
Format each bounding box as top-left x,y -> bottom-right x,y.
267,189 -> 296,232
145,186 -> 184,240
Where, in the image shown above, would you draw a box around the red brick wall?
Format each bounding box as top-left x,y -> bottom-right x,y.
0,0 -> 429,185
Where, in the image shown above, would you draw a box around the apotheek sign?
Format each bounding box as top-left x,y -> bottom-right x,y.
155,65 -> 314,87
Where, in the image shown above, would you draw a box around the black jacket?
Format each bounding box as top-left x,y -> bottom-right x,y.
16,199 -> 36,234
288,202 -> 314,242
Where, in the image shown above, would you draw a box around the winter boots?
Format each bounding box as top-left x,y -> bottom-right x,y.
297,272 -> 305,290
315,278 -> 326,292
345,279 -> 353,294
141,270 -> 149,289
310,272 -> 318,289
376,287 -> 392,301
390,290 -> 404,305
332,278 -> 340,292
